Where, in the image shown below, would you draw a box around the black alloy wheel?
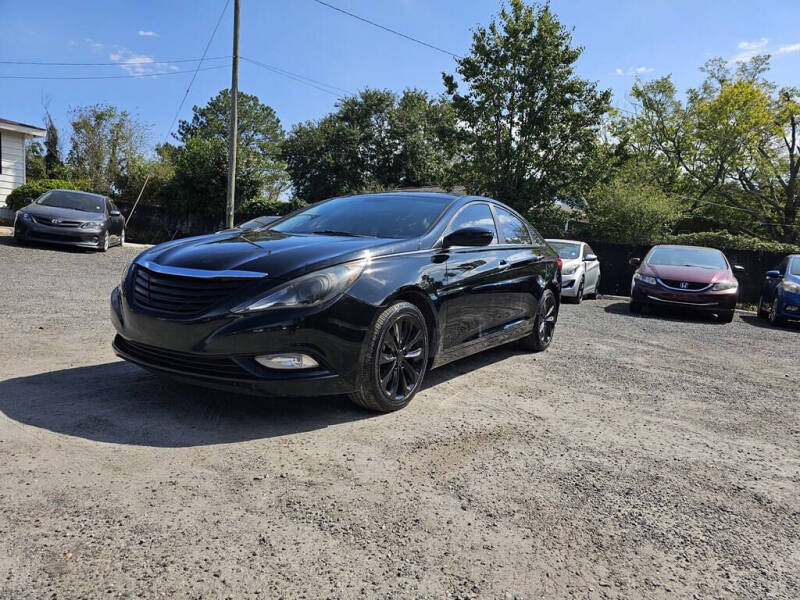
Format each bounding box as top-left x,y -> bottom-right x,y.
520,289 -> 558,352
350,301 -> 429,412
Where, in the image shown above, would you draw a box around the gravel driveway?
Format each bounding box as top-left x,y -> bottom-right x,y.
1,233 -> 798,599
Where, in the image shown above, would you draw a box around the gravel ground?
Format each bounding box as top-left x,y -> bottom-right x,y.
1,232 -> 799,599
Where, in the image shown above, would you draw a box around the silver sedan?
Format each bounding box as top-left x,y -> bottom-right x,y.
545,239 -> 601,303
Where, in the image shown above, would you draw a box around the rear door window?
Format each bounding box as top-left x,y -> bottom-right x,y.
494,207 -> 532,245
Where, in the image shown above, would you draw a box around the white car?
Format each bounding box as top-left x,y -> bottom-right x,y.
545,239 -> 601,303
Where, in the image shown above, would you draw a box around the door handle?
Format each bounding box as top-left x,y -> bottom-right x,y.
498,260 -> 510,270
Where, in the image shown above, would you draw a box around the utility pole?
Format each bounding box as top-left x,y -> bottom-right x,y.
225,0 -> 240,229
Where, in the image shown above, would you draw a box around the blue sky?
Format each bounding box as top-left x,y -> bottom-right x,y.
2,0 -> 799,152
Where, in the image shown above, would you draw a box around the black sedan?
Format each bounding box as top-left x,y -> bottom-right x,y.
111,192 -> 561,412
14,189 -> 126,251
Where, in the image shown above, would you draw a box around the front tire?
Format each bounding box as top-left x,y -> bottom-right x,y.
99,231 -> 109,252
520,289 -> 558,352
717,311 -> 735,323
573,277 -> 584,304
629,300 -> 643,314
757,295 -> 769,319
769,297 -> 785,326
349,301 -> 429,412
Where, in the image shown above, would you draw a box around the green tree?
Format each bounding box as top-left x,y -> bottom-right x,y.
584,177 -> 683,243
43,111 -> 66,179
282,89 -> 457,203
442,0 -> 611,215
25,141 -> 46,180
67,104 -> 148,194
168,90 -> 287,221
622,56 -> 800,243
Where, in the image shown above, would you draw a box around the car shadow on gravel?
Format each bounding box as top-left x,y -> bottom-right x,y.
739,313 -> 800,331
603,300 -> 730,324
0,361 -> 378,447
0,235 -> 97,253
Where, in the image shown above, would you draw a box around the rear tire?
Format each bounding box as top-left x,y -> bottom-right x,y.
119,229 -> 125,247
520,289 -> 558,352
348,301 -> 429,412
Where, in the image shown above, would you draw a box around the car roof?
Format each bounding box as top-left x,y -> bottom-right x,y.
545,238 -> 583,244
346,191 -> 462,202
650,244 -> 723,252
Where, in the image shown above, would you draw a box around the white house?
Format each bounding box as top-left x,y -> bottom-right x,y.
0,118 -> 47,209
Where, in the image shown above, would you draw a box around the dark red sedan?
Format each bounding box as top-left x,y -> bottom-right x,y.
629,245 -> 744,322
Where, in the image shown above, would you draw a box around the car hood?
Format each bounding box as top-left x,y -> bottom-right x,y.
21,204 -> 103,222
641,263 -> 730,283
137,230 -> 416,280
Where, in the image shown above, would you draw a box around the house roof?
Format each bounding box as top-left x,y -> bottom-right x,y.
0,118 -> 46,137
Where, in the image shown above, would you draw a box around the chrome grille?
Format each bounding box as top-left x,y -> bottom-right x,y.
132,265 -> 254,316
658,279 -> 711,292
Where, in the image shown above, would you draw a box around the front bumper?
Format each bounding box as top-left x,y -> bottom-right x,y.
777,290 -> 800,320
111,286 -> 374,397
631,281 -> 738,313
15,219 -> 104,248
560,271 -> 581,297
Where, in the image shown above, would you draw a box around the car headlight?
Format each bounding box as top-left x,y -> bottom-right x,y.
80,221 -> 103,230
782,280 -> 800,294
712,280 -> 738,291
562,263 -> 580,276
19,212 -> 33,222
233,259 -> 367,313
634,273 -> 656,285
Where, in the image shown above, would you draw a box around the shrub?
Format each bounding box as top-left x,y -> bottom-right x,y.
658,231 -> 800,255
5,179 -> 93,211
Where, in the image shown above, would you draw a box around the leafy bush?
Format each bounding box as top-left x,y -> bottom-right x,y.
658,232 -> 800,255
583,179 -> 683,244
5,179 -> 92,211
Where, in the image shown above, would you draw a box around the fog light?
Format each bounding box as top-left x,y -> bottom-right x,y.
255,353 -> 319,370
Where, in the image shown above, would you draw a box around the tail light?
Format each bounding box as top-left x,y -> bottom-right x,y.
556,257 -> 562,273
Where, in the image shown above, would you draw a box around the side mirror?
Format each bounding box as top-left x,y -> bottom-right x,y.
25,197 -> 35,205
629,257 -> 641,267
110,210 -> 121,216
766,270 -> 781,278
584,254 -> 598,262
732,264 -> 745,273
442,227 -> 494,249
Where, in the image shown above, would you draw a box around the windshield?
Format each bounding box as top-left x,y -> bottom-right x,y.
548,242 -> 581,260
647,247 -> 728,270
790,258 -> 800,276
35,190 -> 105,213
271,194 -> 451,239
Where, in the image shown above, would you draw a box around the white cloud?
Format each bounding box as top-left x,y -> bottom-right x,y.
777,43 -> 800,55
730,37 -> 769,63
615,66 -> 654,76
109,48 -> 178,76
84,37 -> 104,49
137,30 -> 159,37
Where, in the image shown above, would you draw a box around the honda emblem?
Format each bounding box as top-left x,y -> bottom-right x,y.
51,218 -> 61,224
679,281 -> 688,289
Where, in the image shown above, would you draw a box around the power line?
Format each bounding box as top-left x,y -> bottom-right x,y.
0,65 -> 229,80
0,56 -> 230,66
241,56 -> 352,97
310,0 -> 460,59
164,0 -> 231,142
